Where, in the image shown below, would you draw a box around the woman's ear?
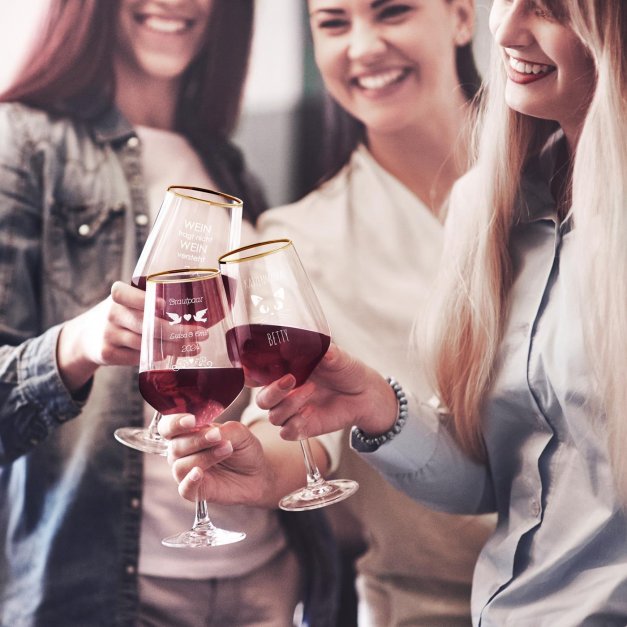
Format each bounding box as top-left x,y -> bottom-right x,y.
451,0 -> 475,47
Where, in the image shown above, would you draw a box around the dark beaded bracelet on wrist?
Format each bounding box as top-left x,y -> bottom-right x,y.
350,377 -> 408,452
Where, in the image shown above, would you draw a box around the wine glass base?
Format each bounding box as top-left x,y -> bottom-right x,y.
279,479 -> 359,511
114,427 -> 168,456
162,526 -> 246,548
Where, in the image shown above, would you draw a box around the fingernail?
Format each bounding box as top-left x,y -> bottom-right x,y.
204,427 -> 221,443
279,375 -> 296,390
189,467 -> 203,482
214,441 -> 233,456
179,415 -> 195,429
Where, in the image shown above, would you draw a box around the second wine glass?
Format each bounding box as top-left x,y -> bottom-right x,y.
140,268 -> 246,548
114,186 -> 243,455
219,239 -> 359,511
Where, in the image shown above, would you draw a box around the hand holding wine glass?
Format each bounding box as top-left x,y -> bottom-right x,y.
114,186 -> 243,455
140,268 -> 246,548
219,239 -> 359,510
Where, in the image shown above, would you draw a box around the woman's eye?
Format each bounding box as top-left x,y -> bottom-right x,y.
535,9 -> 552,18
532,2 -> 556,20
316,17 -> 349,31
378,4 -> 412,21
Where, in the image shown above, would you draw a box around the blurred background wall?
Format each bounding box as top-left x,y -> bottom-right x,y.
0,0 -> 493,208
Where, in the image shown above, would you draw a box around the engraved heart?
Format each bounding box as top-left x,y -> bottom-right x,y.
183,314 -> 192,321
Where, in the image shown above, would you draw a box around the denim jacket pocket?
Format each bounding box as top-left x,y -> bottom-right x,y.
46,199 -> 127,308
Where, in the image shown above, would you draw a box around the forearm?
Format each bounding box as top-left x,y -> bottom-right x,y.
361,398 -> 496,515
0,325 -> 88,463
56,316 -> 99,392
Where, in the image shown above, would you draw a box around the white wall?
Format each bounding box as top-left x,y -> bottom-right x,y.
235,0 -> 305,207
0,0 -> 48,92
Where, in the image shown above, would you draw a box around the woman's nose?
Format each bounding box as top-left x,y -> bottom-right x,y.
347,22 -> 386,63
489,0 -> 534,50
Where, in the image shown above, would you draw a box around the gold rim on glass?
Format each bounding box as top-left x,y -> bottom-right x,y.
146,268 -> 219,284
166,185 -> 243,208
218,239 -> 292,265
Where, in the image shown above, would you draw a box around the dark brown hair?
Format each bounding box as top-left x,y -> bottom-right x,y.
0,0 -> 266,220
1,0 -> 254,136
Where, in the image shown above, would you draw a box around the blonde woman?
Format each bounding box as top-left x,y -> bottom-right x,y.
165,0 -> 627,623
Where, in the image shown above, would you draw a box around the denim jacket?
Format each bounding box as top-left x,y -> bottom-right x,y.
0,102 -> 338,627
0,101 -> 153,626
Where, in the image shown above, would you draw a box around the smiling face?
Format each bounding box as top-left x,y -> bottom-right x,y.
489,0 -> 596,142
115,0 -> 213,83
307,0 -> 473,138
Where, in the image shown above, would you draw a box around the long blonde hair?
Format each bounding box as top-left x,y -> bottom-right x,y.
423,0 -> 627,496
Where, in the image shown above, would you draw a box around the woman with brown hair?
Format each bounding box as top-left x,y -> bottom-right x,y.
0,1 -> 316,625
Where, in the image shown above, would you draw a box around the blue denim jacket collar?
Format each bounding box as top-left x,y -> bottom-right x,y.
91,105 -> 136,145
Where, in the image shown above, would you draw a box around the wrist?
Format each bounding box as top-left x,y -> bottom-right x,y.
57,320 -> 97,393
351,377 -> 408,453
354,375 -> 399,435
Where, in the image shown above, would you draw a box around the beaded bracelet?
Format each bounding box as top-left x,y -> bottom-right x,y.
350,377 -> 408,453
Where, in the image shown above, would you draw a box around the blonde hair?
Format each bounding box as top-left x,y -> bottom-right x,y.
422,1 -> 627,497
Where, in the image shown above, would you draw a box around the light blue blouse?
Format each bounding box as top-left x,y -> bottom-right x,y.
360,134 -> 627,626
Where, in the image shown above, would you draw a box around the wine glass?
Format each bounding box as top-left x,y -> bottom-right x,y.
140,268 -> 246,548
114,186 -> 243,455
219,239 -> 359,511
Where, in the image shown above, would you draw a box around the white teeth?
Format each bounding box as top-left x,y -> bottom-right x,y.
142,16 -> 190,34
509,56 -> 553,75
356,68 -> 406,90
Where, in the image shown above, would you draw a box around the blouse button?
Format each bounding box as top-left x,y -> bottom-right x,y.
135,214 -> 149,227
130,497 -> 140,509
126,136 -> 139,149
125,564 -> 136,575
78,224 -> 91,237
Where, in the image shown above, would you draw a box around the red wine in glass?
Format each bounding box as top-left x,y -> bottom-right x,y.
226,323 -> 330,388
141,268 -> 246,548
139,367 -> 244,422
114,186 -> 243,455
219,239 -> 359,511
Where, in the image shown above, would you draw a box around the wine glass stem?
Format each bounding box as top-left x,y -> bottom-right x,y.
193,499 -> 216,532
146,410 -> 163,441
300,438 -> 327,490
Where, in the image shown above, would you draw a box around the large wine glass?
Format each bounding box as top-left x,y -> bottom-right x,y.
140,268 -> 246,547
114,186 -> 242,455
219,239 -> 359,511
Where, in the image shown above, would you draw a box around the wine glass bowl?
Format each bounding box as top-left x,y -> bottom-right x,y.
220,239 -> 330,388
219,239 -> 359,511
114,186 -> 243,455
141,268 -> 246,548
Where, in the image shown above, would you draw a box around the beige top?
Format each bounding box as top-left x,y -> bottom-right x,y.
256,145 -> 495,625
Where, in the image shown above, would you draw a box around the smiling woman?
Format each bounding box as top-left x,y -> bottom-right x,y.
490,0 -> 595,144
0,0 -> 338,626
114,0 -> 213,128
157,1 -> 496,627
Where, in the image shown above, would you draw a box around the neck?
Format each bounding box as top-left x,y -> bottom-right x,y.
367,95 -> 471,217
114,62 -> 180,131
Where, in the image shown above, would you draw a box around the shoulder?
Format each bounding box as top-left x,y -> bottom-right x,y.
258,161 -> 354,234
0,102 -> 60,139
0,102 -> 90,159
